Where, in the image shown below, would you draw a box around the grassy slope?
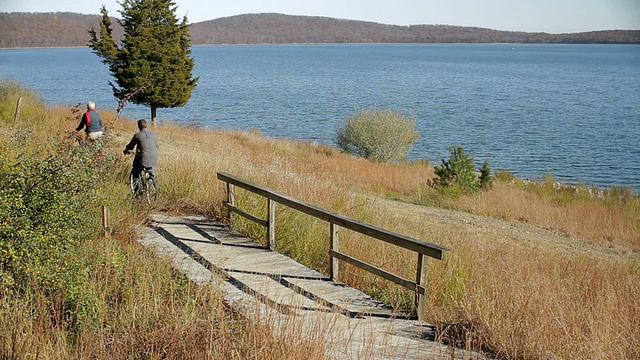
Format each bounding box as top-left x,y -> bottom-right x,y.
138,109 -> 640,359
0,86 -> 329,359
2,85 -> 639,358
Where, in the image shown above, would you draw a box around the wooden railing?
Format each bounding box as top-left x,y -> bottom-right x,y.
217,172 -> 451,320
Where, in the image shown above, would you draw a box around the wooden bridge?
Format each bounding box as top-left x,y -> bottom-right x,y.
136,173 -> 487,359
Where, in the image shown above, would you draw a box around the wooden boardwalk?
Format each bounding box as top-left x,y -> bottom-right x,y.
138,213 -> 486,359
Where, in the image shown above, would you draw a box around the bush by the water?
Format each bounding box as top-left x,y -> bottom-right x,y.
335,109 -> 419,162
428,145 -> 492,194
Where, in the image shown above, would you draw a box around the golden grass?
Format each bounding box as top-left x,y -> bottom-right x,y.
454,182 -> 640,252
119,111 -> 639,359
3,90 -> 640,359
0,235 -> 330,359
1,96 -> 330,358
138,115 -> 639,359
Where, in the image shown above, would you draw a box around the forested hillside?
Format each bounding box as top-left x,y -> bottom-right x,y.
0,12 -> 124,47
191,13 -> 640,44
1,12 -> 639,48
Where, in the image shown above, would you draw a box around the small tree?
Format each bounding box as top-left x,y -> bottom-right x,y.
336,109 -> 419,162
429,146 -> 491,193
479,160 -> 493,190
89,0 -> 198,124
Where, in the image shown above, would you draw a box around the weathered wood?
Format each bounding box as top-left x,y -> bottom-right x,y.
330,250 -> 425,296
267,198 -> 275,251
226,182 -> 235,222
330,223 -> 340,281
415,253 -> 427,321
138,214 -> 484,359
217,172 -> 450,259
13,97 -> 22,125
101,205 -> 110,236
218,171 -> 444,318
223,201 -> 268,227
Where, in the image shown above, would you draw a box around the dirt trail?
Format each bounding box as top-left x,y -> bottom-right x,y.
364,195 -> 628,260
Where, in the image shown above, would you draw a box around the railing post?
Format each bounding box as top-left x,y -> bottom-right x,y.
267,198 -> 276,251
226,182 -> 235,223
330,223 -> 340,281
102,205 -> 110,237
415,253 -> 427,322
13,97 -> 22,126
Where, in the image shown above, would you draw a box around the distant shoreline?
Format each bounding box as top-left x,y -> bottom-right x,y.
3,42 -> 640,50
2,12 -> 639,48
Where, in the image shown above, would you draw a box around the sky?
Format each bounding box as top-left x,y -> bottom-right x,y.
1,0 -> 639,34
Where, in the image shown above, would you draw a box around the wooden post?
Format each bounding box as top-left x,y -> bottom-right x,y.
415,253 -> 427,322
226,182 -> 235,223
102,205 -> 110,236
13,97 -> 22,126
267,198 -> 275,251
151,107 -> 157,128
330,223 -> 340,281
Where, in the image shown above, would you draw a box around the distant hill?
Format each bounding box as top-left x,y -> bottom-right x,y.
0,12 -> 122,48
190,13 -> 640,44
1,12 -> 639,48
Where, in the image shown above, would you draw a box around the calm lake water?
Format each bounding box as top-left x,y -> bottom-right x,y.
1,44 -> 639,190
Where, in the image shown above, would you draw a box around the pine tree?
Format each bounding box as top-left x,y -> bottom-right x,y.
479,160 -> 493,190
428,146 -> 489,194
89,0 -> 198,125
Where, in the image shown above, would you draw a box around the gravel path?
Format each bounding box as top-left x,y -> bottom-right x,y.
364,195 -> 626,260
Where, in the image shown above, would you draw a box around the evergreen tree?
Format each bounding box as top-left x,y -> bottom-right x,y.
428,146 -> 491,194
89,0 -> 198,124
479,160 -> 493,190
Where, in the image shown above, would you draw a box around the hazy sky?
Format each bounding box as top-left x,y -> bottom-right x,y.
1,0 -> 639,33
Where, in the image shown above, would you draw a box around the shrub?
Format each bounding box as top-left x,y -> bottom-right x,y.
494,169 -> 514,182
428,146 -> 491,194
0,130 -> 111,294
335,109 -> 419,162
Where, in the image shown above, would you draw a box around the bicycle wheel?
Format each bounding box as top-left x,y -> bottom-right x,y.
129,171 -> 138,196
145,175 -> 158,205
130,170 -> 146,199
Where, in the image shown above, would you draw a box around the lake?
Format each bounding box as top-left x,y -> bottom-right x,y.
1,44 -> 639,191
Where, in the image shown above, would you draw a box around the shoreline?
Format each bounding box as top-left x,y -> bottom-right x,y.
4,42 -> 640,50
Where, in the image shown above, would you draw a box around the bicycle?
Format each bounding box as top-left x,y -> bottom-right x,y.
130,167 -> 158,205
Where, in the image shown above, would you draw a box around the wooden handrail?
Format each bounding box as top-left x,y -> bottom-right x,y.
217,171 -> 451,320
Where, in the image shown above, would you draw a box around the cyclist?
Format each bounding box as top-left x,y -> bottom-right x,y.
75,101 -> 104,141
123,119 -> 158,193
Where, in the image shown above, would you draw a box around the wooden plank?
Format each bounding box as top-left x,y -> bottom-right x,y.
218,172 -> 450,259
330,250 -> 425,295
223,201 -> 268,227
285,277 -> 398,317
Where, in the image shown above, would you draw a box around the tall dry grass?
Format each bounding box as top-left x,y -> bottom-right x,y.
453,181 -> 640,252
0,88 -> 330,359
3,84 -> 639,359
0,233 -> 330,359
113,116 -> 638,359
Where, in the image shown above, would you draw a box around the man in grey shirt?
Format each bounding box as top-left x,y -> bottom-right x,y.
123,119 -> 158,185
